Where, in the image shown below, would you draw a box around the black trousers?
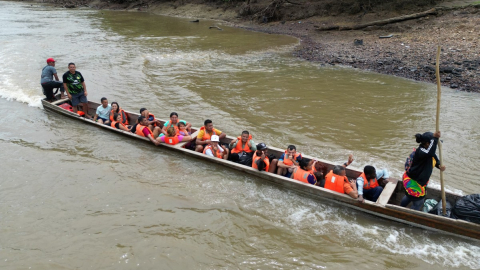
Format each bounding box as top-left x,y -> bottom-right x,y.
41,81 -> 65,100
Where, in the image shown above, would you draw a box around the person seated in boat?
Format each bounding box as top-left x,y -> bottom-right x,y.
324,165 -> 358,199
195,119 -> 226,152
276,145 -> 302,177
203,135 -> 229,159
228,130 -> 256,165
157,125 -> 192,145
290,158 -> 326,186
401,131 -> 446,211
356,166 -> 390,203
161,112 -> 192,136
110,113 -> 132,132
177,121 -> 190,136
139,108 -> 162,130
93,97 -> 111,124
132,116 -> 160,146
109,102 -> 128,125
252,143 -> 278,173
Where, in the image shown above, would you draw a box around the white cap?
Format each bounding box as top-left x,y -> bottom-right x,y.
211,135 -> 220,142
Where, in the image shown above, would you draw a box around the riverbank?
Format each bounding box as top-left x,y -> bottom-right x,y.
25,0 -> 480,92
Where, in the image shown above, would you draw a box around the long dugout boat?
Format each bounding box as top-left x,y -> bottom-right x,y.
41,97 -> 480,241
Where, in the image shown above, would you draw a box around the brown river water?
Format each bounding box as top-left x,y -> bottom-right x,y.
1,1 -> 480,269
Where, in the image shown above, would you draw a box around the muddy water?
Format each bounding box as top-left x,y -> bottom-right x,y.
1,2 -> 479,269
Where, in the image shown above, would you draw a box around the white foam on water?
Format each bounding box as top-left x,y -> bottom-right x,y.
0,76 -> 43,108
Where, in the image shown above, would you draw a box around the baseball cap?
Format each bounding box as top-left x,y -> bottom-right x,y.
257,143 -> 267,150
211,135 -> 220,142
46,58 -> 55,63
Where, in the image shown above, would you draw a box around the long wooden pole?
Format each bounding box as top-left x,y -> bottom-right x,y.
435,45 -> 447,216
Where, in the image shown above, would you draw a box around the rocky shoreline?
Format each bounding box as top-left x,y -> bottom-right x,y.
236,5 -> 480,92
25,0 -> 480,92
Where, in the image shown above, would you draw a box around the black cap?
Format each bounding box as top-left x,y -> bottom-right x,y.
257,143 -> 267,150
421,132 -> 434,142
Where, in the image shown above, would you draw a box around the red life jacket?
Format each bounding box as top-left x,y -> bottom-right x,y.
200,126 -> 218,141
324,170 -> 347,194
293,167 -> 315,185
231,135 -> 253,154
164,135 -> 180,145
359,172 -> 379,190
111,121 -> 126,129
203,145 -> 223,158
252,151 -> 269,172
110,109 -> 129,125
283,150 -> 301,166
135,124 -> 153,137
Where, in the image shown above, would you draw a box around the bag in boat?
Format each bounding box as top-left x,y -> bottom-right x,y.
428,199 -> 456,218
237,151 -> 253,167
452,194 -> 480,224
59,103 -> 73,112
423,199 -> 438,213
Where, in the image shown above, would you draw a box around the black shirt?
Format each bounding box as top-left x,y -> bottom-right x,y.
62,71 -> 85,94
406,137 -> 440,186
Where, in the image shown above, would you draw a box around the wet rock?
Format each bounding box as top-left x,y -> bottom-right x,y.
450,83 -> 459,88
410,67 -> 417,72
64,4 -> 75,8
440,67 -> 454,73
424,65 -> 435,72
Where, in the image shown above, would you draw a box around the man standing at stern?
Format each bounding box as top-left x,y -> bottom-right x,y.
40,58 -> 66,101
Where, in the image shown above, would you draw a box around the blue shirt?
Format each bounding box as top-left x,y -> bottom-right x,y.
96,104 -> 112,119
41,65 -> 57,84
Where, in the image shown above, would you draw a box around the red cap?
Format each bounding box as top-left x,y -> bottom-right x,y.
46,58 -> 55,63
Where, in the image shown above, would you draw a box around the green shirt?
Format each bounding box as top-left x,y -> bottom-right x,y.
62,71 -> 85,94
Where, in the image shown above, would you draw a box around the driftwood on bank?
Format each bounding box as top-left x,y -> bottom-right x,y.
315,8 -> 437,31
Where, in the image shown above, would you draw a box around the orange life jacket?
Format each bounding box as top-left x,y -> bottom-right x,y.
110,121 -> 126,129
252,151 -> 269,172
283,150 -> 301,166
135,124 -> 153,137
293,167 -> 315,185
324,170 -> 347,194
110,109 -> 129,125
164,135 -> 180,145
164,121 -> 182,135
145,113 -> 156,126
231,135 -> 253,154
200,126 -> 218,141
203,145 -> 223,158
359,172 -> 379,190
77,111 -> 85,116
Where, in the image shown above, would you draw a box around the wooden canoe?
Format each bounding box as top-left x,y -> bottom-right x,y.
41,98 -> 480,241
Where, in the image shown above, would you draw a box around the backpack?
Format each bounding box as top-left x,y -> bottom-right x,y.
404,148 -> 416,172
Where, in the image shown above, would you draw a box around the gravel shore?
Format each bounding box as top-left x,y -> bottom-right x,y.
236,5 -> 480,92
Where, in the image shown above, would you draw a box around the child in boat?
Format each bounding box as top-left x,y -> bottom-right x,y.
157,126 -> 191,145
177,121 -> 191,136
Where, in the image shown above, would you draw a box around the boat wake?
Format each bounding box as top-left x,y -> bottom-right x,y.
0,75 -> 43,108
